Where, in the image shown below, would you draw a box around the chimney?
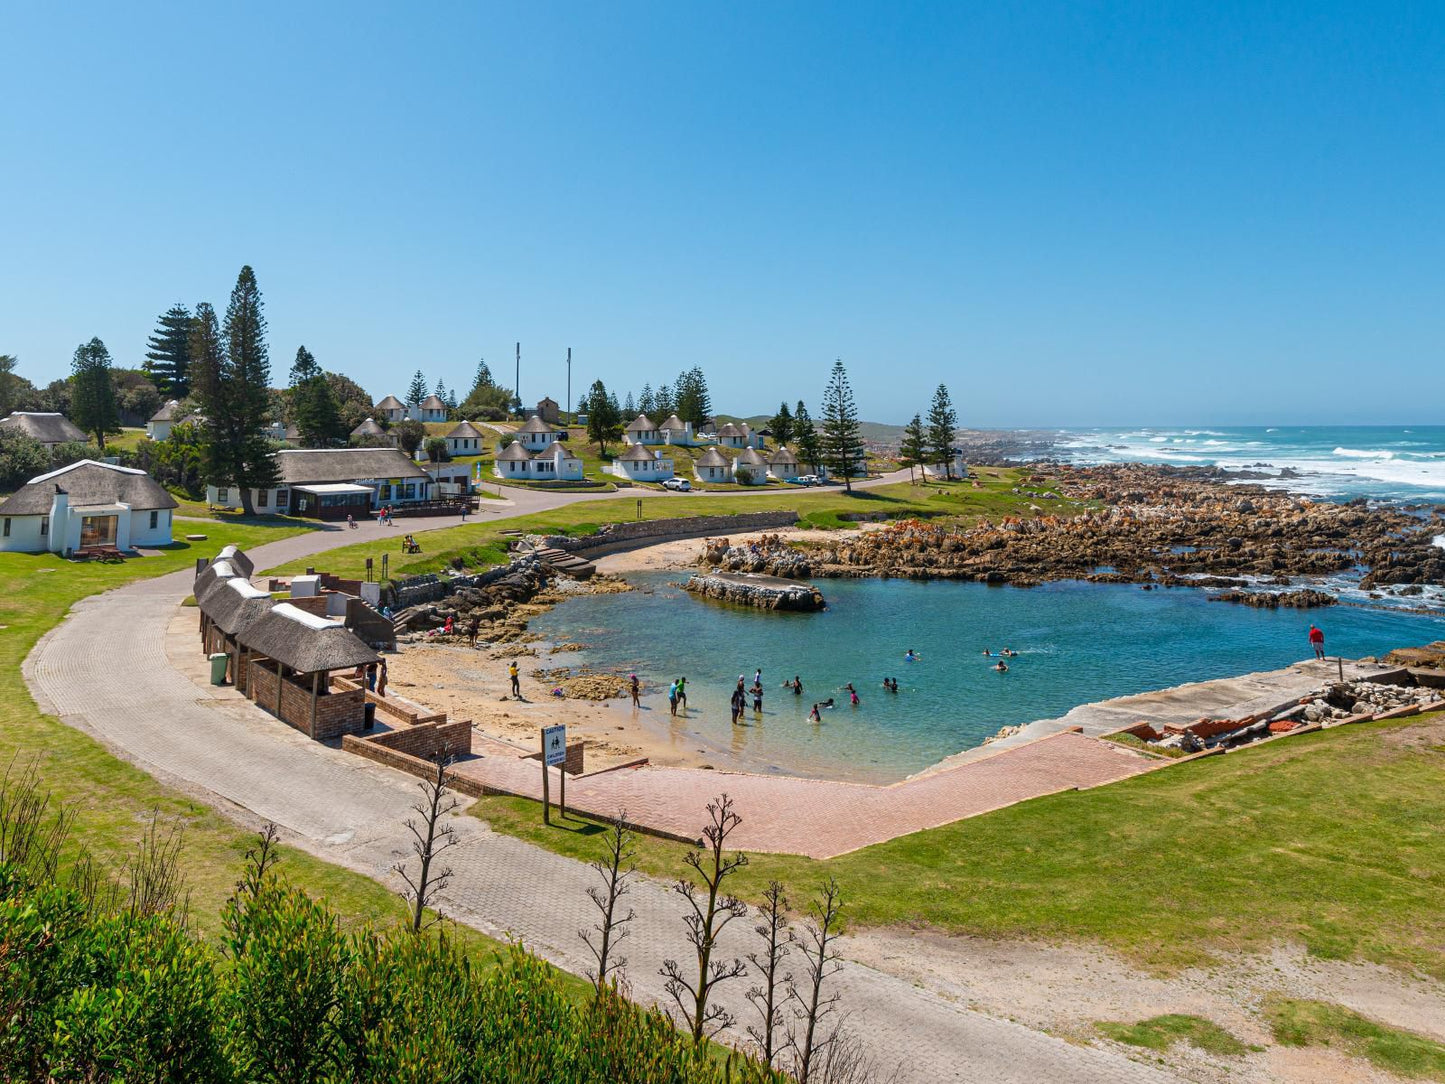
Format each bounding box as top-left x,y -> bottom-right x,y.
49,485 -> 69,554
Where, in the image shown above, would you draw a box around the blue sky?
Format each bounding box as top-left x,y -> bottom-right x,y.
2,2 -> 1442,426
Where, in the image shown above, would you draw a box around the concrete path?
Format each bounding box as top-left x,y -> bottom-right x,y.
931,656 -> 1401,769
24,489 -> 1183,1083
452,729 -> 1156,858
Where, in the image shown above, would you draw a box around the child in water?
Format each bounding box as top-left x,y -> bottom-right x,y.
808,703 -> 822,722
845,682 -> 860,706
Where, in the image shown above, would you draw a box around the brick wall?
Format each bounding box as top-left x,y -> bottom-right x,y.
247,663 -> 366,740
284,594 -> 330,617
363,718 -> 472,758
524,740 -> 586,776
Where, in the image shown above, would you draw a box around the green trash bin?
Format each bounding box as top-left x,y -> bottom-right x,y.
208,653 -> 229,686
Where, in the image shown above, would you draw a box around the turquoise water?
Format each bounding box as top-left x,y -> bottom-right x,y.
530,573 -> 1445,783
1052,425 -> 1445,502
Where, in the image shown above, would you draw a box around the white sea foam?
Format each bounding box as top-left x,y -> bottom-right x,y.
1435,534 -> 1445,551
1334,447 -> 1397,460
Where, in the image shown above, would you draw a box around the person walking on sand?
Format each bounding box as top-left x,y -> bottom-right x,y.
376,659 -> 388,698
366,663 -> 377,691
629,673 -> 640,708
468,616 -> 481,647
1309,624 -> 1326,660
668,680 -> 679,717
508,660 -> 521,697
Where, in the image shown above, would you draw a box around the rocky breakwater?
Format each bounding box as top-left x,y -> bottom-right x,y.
800,463 -> 1445,600
698,533 -> 811,578
683,572 -> 825,612
395,555 -> 631,644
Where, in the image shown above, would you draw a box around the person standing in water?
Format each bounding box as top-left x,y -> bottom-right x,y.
1309,624 -> 1326,660
750,678 -> 764,715
629,673 -> 640,708
668,680 -> 679,717
808,703 -> 822,723
845,682 -> 860,706
676,676 -> 688,711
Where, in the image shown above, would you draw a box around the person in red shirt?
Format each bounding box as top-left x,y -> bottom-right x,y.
1308,625 -> 1326,660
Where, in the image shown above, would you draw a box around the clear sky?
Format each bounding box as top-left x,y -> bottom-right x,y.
2,2 -> 1442,426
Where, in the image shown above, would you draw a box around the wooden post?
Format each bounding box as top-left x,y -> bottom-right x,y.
540,730 -> 551,825
1338,656 -> 1345,682
309,670 -> 320,738
275,662 -> 285,718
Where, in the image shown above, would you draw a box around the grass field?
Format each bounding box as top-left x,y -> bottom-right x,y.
0,522 -> 516,969
1266,997 -> 1445,1080
271,469 -> 1058,581
477,712 -> 1445,980
1096,1014 -> 1253,1056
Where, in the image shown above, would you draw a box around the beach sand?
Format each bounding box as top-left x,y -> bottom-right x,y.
384,529 -> 850,772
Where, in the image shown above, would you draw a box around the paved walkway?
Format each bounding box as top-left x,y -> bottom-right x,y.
24,489 -> 1183,1082
453,729 -> 1155,858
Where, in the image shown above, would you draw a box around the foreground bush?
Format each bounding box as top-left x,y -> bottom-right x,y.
0,860 -> 787,1083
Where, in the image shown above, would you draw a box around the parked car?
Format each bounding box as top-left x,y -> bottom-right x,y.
662,477 -> 692,491
794,474 -> 821,486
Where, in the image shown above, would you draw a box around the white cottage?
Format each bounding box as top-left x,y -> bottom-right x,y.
413,394 -> 448,423
609,444 -> 674,482
658,414 -> 702,446
732,447 -> 769,485
766,446 -> 801,482
444,421 -> 485,456
0,460 -> 176,554
492,441 -> 583,481
512,415 -> 560,453
693,446 -> 731,483
922,449 -> 968,480
0,411 -> 88,448
714,421 -> 763,450
206,448 -> 432,517
624,413 -> 661,446
374,395 -> 408,424
349,418 -> 396,446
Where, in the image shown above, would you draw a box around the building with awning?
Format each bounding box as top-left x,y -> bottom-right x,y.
204,447 -> 432,516
290,482 -> 375,520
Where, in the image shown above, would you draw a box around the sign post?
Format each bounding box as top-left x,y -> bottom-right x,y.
636,498 -> 643,522
542,725 -> 566,822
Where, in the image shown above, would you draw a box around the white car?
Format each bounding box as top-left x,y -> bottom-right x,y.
794,474 -> 821,486
662,477 -> 692,492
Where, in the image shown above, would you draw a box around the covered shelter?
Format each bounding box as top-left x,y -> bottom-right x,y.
237,603 -> 380,740
290,482 -> 375,521
198,576 -> 274,686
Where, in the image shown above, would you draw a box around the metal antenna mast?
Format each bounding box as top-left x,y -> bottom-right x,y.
566,347 -> 572,417
514,342 -> 520,415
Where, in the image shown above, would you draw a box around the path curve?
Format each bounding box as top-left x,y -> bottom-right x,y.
24,483 -> 1181,1083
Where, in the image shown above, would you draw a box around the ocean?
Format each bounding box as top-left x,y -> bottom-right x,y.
1046,425 -> 1445,504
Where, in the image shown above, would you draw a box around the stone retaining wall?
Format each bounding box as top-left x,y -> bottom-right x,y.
391,562 -> 523,608
247,664 -> 366,740
549,511 -> 799,557
344,717 -> 473,759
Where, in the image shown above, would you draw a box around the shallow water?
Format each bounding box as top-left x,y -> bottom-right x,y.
530,573 -> 1445,783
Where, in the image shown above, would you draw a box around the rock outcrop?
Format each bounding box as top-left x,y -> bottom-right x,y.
683,572 -> 825,611
1207,588 -> 1337,609
699,534 -> 812,578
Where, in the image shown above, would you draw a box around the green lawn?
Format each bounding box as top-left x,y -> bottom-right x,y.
1096,1014 -> 1253,1056
272,471 -> 1054,582
476,712 -> 1445,980
0,522 -> 514,967
1266,997 -> 1445,1081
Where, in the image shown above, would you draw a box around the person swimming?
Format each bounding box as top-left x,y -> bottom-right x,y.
993,661 -> 1008,672
820,697 -> 836,709
982,649 -> 991,657
1001,648 -> 1017,658
904,649 -> 919,662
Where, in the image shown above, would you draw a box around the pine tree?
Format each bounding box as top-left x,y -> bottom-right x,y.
289,346 -> 342,448
769,401 -> 793,447
820,359 -> 863,493
434,378 -> 448,402
623,391 -> 636,416
794,400 -> 821,475
471,358 -> 494,392
143,304 -> 194,397
194,266 -> 279,513
70,337 -> 119,449
900,413 -> 928,483
0,355 -> 21,416
926,383 -> 959,480
288,345 -> 322,386
444,386 -> 458,411
637,384 -> 655,417
674,367 -> 712,428
654,381 -> 674,418
406,370 -> 428,406
585,380 -> 622,454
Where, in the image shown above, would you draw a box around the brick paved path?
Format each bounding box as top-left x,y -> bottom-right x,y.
24,494 -> 1183,1083
454,729 -> 1155,858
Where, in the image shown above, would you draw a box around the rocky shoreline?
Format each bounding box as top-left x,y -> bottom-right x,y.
682,571 -> 826,611
797,463 -> 1444,605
